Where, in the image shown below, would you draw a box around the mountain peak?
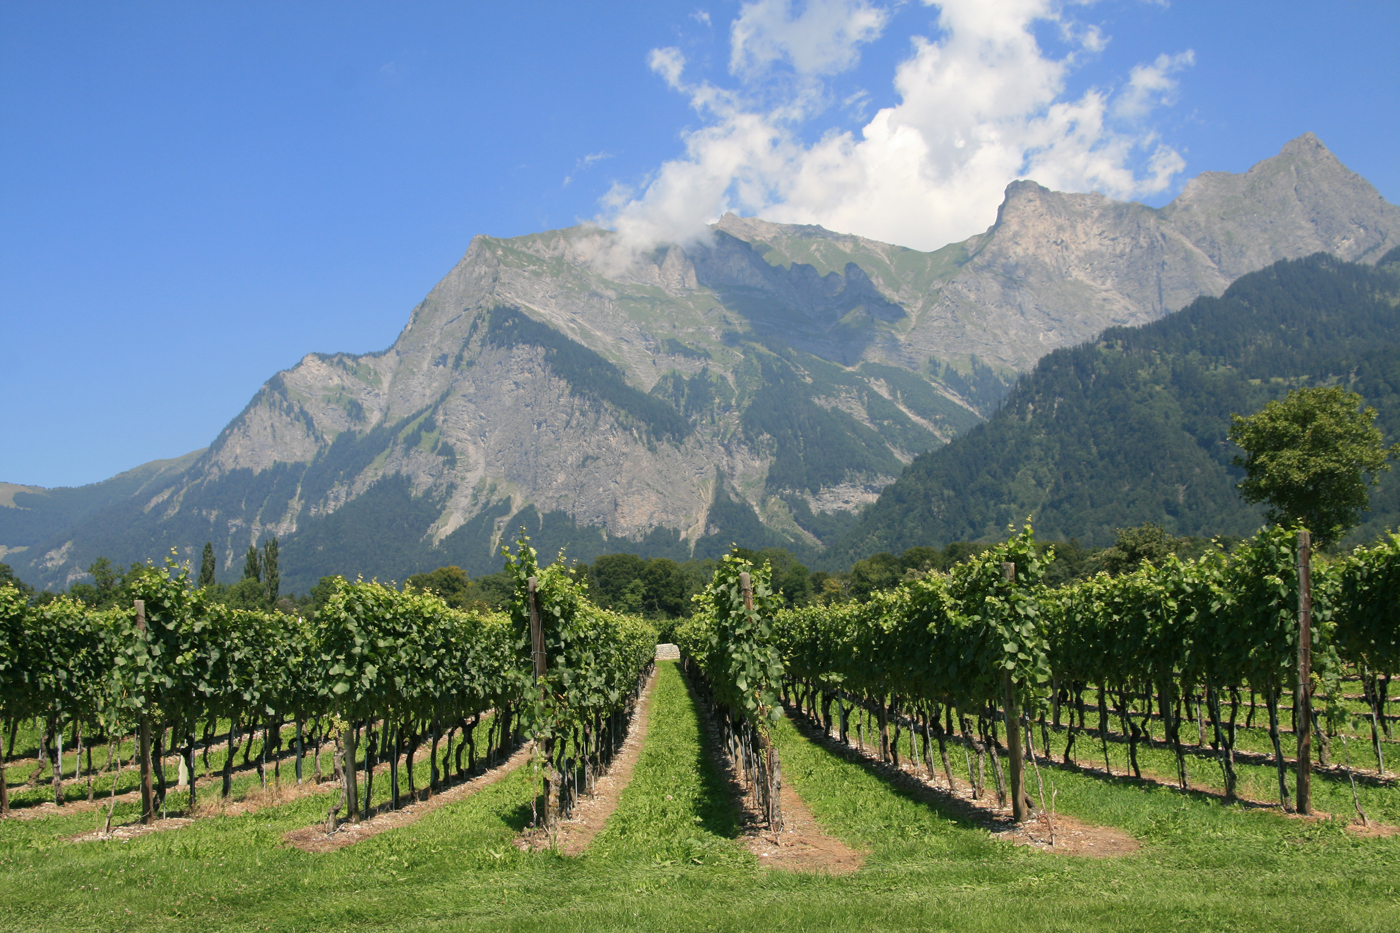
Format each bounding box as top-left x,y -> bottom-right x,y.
1163,133 -> 1398,275
1278,131 -> 1328,158
988,179 -> 1113,233
713,212 -> 847,245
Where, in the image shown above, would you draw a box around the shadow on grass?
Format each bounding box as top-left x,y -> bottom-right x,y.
792,707 -> 1303,824
1040,718 -> 1397,789
1036,754 -> 1283,812
675,662 -> 746,841
1042,725 -> 1396,810
501,799 -> 537,834
781,705 -> 1032,836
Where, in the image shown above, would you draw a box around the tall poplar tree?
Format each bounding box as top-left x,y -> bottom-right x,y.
198,542 -> 216,588
243,544 -> 261,583
262,536 -> 279,605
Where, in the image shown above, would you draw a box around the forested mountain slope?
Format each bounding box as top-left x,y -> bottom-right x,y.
832,251 -> 1400,560
0,451 -> 202,564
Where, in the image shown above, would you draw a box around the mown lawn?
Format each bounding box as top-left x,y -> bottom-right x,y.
2,660 -> 1398,932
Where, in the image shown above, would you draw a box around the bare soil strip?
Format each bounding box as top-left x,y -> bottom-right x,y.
69,817 -> 195,844
283,742 -> 534,853
745,776 -> 866,874
683,671 -> 865,874
515,666 -> 660,855
788,709 -> 1139,858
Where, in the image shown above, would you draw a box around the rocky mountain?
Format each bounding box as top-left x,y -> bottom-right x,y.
830,251 -> 1400,562
6,134 -> 1398,592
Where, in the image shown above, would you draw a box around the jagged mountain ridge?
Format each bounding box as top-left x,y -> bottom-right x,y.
6,134 -> 1398,592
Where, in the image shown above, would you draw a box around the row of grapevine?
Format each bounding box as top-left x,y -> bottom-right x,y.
0,543 -> 657,833
502,542 -> 657,831
675,554 -> 787,829
0,561 -> 331,821
1333,533 -> 1400,775
313,574 -> 522,828
0,558 -> 526,826
1039,526 -> 1326,808
774,525 -> 1399,819
774,528 -> 1047,819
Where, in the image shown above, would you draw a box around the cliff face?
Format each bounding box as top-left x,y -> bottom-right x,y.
8,134 -> 1399,591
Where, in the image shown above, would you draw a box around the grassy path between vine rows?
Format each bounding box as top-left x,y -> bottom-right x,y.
0,659 -> 1398,932
681,667 -> 866,872
577,659 -> 745,866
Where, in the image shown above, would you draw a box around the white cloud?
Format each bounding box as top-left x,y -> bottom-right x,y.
603,0 -> 1195,253
691,9 -> 712,27
1115,50 -> 1195,120
729,0 -> 890,79
562,151 -> 615,188
648,46 -> 688,90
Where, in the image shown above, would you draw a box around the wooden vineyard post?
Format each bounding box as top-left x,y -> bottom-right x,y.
1297,530 -> 1313,815
0,717 -> 7,816
739,571 -> 755,812
135,599 -> 155,826
343,725 -> 359,823
528,576 -> 554,832
529,576 -> 546,684
1001,563 -> 1029,823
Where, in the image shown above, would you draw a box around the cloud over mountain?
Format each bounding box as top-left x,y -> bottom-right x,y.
604,0 -> 1195,252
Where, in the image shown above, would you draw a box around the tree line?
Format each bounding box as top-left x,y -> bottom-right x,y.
0,527 -> 1235,651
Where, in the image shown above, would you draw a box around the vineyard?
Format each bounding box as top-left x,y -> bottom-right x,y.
774,525 -> 1400,822
0,541 -> 655,835
1,528 -> 1399,932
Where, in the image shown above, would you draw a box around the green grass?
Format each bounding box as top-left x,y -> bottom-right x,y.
2,662 -> 1399,932
1010,686 -> 1400,823
583,660 -> 746,867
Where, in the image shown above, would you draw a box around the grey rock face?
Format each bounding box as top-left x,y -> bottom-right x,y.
1161,133 -> 1398,277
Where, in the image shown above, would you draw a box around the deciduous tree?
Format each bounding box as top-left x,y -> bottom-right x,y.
1229,385 -> 1399,547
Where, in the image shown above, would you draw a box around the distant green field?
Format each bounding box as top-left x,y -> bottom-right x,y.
3,660 -> 1399,933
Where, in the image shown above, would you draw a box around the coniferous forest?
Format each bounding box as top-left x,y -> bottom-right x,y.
832,251 -> 1400,561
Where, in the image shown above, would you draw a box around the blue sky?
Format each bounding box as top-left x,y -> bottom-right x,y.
3,1 -> 1398,488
